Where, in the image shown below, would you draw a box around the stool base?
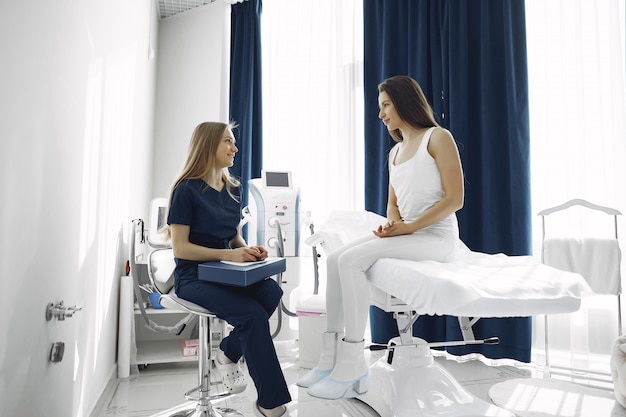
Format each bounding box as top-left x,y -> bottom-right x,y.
153,401 -> 244,417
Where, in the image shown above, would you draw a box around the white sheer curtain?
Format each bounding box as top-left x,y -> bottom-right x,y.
526,0 -> 626,373
260,0 -> 364,229
261,0 -> 626,372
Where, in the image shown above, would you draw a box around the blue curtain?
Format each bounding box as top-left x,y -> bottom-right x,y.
363,0 -> 532,362
229,0 -> 263,216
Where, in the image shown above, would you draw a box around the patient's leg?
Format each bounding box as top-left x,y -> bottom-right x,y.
338,231 -> 457,342
296,235 -> 372,388
324,248 -> 345,333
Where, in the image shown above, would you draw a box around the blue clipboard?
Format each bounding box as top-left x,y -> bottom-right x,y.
198,257 -> 286,287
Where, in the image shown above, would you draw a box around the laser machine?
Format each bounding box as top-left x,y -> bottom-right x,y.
247,171 -> 302,340
247,170 -> 300,257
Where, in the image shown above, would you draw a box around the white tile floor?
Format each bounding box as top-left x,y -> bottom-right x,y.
92,338 -> 551,417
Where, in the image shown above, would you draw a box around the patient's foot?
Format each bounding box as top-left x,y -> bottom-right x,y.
296,367 -> 332,387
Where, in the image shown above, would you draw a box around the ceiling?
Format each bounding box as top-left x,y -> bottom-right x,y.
157,0 -> 215,19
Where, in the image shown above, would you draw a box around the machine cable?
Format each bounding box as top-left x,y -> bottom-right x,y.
128,219 -> 195,335
266,217 -> 298,339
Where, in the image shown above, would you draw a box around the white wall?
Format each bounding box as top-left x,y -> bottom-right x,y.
152,3 -> 231,199
0,0 -> 157,415
0,0 -> 229,414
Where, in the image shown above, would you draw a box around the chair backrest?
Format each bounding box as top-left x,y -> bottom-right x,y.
148,248 -> 175,294
147,198 -> 175,294
539,199 -> 622,295
148,197 -> 171,248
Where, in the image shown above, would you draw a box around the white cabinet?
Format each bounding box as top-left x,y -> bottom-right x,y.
117,275 -> 225,378
132,308 -> 198,366
117,257 -> 309,378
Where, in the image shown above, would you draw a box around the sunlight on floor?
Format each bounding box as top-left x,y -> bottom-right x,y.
91,337 -> 626,417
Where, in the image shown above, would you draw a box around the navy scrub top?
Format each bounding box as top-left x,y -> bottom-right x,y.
167,178 -> 241,286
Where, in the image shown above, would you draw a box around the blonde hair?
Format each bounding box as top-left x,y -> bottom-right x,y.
162,121 -> 241,239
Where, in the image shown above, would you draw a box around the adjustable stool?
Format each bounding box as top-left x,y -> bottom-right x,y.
157,294 -> 243,417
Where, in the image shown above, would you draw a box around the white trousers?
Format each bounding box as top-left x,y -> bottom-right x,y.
325,230 -> 459,341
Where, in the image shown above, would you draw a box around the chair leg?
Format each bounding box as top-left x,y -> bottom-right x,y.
168,315 -> 243,417
618,294 -> 623,337
394,311 -> 417,345
198,315 -> 212,409
544,314 -> 552,378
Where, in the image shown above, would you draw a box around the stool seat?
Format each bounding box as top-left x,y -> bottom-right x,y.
160,293 -> 215,317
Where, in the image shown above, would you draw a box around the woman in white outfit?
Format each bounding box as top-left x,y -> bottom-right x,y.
297,75 -> 465,400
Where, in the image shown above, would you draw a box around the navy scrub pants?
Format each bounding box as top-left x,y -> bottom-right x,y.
176,277 -> 292,409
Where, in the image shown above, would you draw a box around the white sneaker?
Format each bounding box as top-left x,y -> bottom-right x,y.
215,351 -> 247,394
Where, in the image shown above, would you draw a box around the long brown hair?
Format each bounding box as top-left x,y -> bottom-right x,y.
378,75 -> 439,142
162,121 -> 240,239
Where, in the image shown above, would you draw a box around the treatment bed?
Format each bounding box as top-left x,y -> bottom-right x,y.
304,210 -> 593,417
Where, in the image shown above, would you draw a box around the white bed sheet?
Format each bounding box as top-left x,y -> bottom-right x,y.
311,210 -> 594,319
367,251 -> 593,318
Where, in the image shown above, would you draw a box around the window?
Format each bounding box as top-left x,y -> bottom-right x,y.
526,0 -> 626,369
261,2 -> 626,367
261,0 -> 364,227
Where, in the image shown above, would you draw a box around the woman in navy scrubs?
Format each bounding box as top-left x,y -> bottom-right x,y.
165,122 -> 291,417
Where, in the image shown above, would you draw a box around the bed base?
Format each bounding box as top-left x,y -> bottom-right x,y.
356,287 -> 514,417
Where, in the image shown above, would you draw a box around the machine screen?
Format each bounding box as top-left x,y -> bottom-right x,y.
157,206 -> 167,230
264,171 -> 291,188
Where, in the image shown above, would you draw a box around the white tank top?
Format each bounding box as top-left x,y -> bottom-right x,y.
389,127 -> 459,238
